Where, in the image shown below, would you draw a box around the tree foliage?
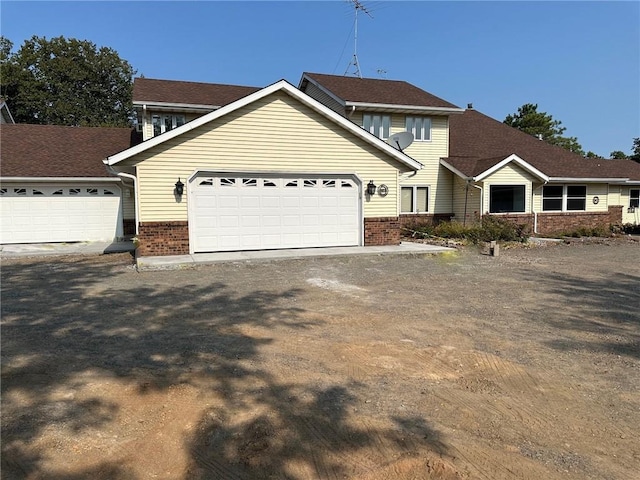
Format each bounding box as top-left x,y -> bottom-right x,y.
0,35 -> 135,127
504,103 -> 585,156
631,138 -> 640,163
609,150 -> 628,159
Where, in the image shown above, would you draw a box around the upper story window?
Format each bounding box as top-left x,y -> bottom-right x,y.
152,114 -> 186,137
363,114 -> 390,139
542,185 -> 586,211
405,116 -> 431,141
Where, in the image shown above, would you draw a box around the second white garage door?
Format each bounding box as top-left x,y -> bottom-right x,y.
190,174 -> 361,253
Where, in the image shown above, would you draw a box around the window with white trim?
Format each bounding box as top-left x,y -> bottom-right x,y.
152,114 -> 186,137
362,114 -> 390,139
542,185 -> 587,211
405,116 -> 431,141
630,189 -> 639,209
401,186 -> 429,213
489,185 -> 525,213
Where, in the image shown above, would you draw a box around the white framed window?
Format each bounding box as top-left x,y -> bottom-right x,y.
152,114 -> 186,137
630,189 -> 639,209
542,185 -> 587,211
362,114 -> 390,139
401,186 -> 429,213
489,185 -> 525,213
405,116 -> 431,141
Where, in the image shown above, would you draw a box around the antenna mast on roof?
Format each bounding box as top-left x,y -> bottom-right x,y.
344,0 -> 372,78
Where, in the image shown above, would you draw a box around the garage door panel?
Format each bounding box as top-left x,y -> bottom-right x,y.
191,175 -> 360,253
0,184 -> 122,244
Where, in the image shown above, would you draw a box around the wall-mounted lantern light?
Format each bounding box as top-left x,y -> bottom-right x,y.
367,180 -> 377,196
175,178 -> 184,196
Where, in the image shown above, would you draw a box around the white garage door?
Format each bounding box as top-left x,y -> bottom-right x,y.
0,184 -> 123,244
190,174 -> 361,253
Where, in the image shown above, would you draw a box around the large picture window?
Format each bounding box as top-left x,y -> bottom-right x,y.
405,116 -> 431,141
489,185 -> 525,213
401,186 -> 429,213
542,185 -> 587,211
363,114 -> 390,139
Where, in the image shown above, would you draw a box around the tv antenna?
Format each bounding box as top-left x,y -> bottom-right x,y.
344,0 -> 373,78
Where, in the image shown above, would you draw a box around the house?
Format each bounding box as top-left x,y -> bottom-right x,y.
0,125 -> 139,244
1,73 -> 638,253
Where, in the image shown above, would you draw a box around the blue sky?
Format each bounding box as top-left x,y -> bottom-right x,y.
2,1 -> 638,156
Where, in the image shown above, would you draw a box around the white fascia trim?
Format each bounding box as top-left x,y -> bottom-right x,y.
107,80 -> 423,171
346,102 -> 464,115
474,154 -> 549,182
439,159 -> 471,180
0,177 -> 121,183
1,101 -> 15,124
548,177 -> 630,183
298,74 -> 347,108
134,101 -> 219,111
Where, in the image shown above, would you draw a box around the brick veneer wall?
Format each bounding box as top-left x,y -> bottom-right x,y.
137,221 -> 189,256
479,206 -> 624,236
536,205 -> 623,235
364,217 -> 401,246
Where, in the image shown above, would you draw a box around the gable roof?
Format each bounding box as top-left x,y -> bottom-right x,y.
1,124 -> 140,178
133,77 -> 260,109
106,79 -> 423,171
299,72 -> 463,114
445,108 -> 640,183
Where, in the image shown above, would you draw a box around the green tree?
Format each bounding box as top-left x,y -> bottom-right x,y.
609,150 -> 628,159
504,103 -> 585,156
586,151 -> 603,158
0,35 -> 135,126
630,138 -> 640,163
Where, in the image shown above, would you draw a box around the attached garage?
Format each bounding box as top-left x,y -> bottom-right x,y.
189,173 -> 361,252
0,124 -> 138,246
0,183 -> 123,244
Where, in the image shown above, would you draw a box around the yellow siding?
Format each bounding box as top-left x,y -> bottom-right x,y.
125,92 -> 405,222
452,175 -> 481,222
532,183 -> 615,213
350,112 -> 452,213
481,164 -> 537,213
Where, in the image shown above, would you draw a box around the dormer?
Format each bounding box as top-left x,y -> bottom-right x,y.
133,78 -> 260,141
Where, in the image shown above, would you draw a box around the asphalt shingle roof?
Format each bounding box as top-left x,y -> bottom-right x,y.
133,77 -> 260,107
302,72 -> 460,109
446,109 -> 640,181
1,124 -> 140,178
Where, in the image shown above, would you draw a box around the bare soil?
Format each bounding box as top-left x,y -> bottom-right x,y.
1,239 -> 639,479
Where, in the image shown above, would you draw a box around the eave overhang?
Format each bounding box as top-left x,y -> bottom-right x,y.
107,80 -> 423,172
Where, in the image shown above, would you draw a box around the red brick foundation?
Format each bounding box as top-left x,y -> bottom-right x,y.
480,206 -> 624,236
364,217 -> 401,246
536,206 -> 623,235
137,221 -> 189,256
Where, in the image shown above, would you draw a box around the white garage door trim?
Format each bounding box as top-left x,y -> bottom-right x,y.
188,171 -> 363,254
0,183 -> 123,244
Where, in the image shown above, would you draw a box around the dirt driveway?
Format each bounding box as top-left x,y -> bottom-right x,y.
1,240 -> 639,479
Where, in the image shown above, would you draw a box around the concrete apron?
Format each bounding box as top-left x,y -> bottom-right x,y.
0,241 -> 135,257
136,242 -> 455,270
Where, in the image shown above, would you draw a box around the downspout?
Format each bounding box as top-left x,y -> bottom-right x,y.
106,165 -> 139,235
348,105 -> 356,118
533,181 -> 547,235
471,182 -> 483,219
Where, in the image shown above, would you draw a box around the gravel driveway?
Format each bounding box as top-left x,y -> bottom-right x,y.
1,240 -> 639,479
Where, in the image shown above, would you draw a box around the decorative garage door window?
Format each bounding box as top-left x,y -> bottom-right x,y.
0,186 -> 118,196
0,184 -> 123,244
191,175 -> 360,253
